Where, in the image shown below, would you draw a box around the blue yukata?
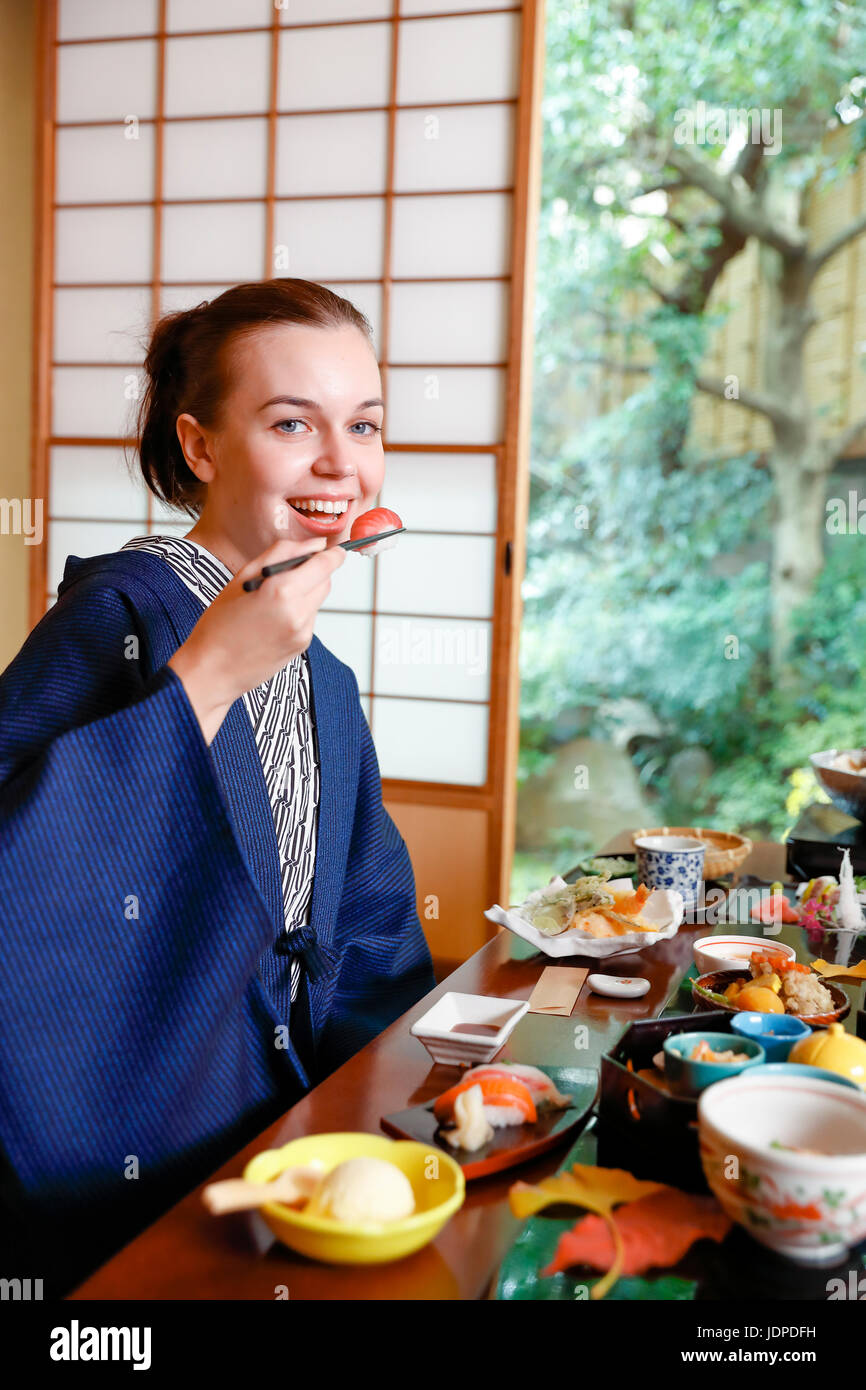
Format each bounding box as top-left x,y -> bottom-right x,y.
0,547 -> 435,1294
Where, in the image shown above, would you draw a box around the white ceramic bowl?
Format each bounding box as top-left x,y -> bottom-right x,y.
698,1071 -> 866,1264
485,877 -> 684,959
693,935 -> 796,975
409,991 -> 528,1067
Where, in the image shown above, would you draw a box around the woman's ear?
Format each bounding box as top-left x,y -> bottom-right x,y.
176,413 -> 217,484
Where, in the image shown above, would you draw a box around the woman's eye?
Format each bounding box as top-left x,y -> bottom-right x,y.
274,419 -> 308,435
351,421 -> 383,436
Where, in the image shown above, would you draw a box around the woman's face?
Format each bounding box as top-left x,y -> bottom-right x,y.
178,322 -> 386,563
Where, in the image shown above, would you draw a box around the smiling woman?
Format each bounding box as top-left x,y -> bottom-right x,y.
0,278 -> 435,1294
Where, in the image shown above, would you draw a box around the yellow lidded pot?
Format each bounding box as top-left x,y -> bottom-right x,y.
788,1022 -> 866,1088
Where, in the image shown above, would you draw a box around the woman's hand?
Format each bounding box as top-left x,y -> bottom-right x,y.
168,537 -> 345,744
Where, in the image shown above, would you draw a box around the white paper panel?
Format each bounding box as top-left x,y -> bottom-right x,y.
394,104 -> 514,192
55,207 -> 153,283
324,282 -> 382,357
53,367 -> 142,438
152,521 -> 194,537
167,0 -> 272,29
49,446 -> 148,519
375,616 -> 491,700
273,199 -> 384,279
320,545 -> 375,612
359,694 -> 371,723
164,33 -> 270,117
159,284 -> 232,313
59,0 -> 158,39
48,520 -> 148,592
150,499 -> 197,525
314,612 -> 373,691
380,452 -> 497,533
163,119 -> 268,199
278,24 -> 391,111
391,193 -> 511,277
377,533 -> 495,618
372,696 -> 488,784
386,368 -> 505,445
282,0 -> 392,19
389,281 -> 509,364
276,112 -> 388,196
161,203 -> 265,281
397,13 -> 520,105
56,124 -> 155,204
57,40 -> 157,123
54,288 -> 152,364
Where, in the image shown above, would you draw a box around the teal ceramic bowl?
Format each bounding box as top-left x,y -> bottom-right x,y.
663,1030 -> 765,1096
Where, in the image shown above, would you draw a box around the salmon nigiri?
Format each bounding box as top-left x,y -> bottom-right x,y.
459,1062 -> 571,1111
433,1073 -> 537,1128
434,1074 -> 537,1153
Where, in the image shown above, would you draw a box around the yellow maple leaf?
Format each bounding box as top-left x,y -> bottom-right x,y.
811,958 -> 866,982
509,1164 -> 667,1299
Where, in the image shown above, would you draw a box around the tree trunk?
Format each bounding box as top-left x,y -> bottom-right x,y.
761,229 -> 829,679
768,449 -> 827,675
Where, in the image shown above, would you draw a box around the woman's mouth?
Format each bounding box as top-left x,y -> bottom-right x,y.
286,496 -> 353,534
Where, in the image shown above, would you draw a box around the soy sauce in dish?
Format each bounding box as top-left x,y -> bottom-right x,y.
450,1022 -> 501,1036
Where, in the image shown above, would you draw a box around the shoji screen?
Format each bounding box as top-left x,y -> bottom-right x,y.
31,0 -> 543,962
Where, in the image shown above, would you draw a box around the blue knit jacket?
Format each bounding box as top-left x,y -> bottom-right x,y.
0,549 -> 435,1292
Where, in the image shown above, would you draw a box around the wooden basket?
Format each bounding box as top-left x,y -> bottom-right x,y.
631,826 -> 753,880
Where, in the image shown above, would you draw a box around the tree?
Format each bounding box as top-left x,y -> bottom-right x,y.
538,0 -> 866,677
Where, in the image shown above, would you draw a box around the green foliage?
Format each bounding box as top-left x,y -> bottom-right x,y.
520,0 -> 866,848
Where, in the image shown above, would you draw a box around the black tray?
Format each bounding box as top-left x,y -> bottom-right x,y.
599,1009 -> 734,1193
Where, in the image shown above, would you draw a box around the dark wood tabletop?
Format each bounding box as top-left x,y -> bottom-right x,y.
70,837 -> 789,1301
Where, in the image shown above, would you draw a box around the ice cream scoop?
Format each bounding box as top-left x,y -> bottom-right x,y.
305,1156 -> 416,1224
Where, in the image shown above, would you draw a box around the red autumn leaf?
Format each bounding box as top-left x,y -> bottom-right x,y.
543,1187 -> 732,1279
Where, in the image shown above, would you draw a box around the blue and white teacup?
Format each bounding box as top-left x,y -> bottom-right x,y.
634,834 -> 706,907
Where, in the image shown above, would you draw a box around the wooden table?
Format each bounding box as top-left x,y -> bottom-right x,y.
71,838 -> 788,1301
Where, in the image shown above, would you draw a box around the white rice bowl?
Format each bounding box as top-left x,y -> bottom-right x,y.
484,876 -> 684,959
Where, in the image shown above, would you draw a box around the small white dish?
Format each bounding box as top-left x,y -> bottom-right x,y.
410,991 -> 529,1067
485,877 -> 684,959
587,973 -> 651,999
693,935 -> 796,975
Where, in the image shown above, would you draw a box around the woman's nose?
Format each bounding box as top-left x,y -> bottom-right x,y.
311,445 -> 357,478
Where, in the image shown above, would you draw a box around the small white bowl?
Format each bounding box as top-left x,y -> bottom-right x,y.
410,991 -> 528,1067
699,1071 -> 866,1264
693,935 -> 796,975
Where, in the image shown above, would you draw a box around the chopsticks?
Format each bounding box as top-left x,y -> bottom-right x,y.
242,527 -> 405,592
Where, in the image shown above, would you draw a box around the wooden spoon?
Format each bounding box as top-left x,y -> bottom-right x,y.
202,1161 -> 325,1216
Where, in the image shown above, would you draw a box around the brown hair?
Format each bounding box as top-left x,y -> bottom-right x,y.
132,278 -> 374,517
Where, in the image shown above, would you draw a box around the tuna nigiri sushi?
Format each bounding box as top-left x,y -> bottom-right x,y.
349,507 -> 403,555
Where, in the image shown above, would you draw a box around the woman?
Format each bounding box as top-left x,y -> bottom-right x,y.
0,279 -> 435,1293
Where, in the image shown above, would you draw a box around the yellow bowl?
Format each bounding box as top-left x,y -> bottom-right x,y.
243,1132 -> 465,1265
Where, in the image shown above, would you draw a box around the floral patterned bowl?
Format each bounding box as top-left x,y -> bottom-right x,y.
698,1072 -> 866,1265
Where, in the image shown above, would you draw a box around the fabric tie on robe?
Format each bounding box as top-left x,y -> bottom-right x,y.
273,924 -> 340,982
0,548 -> 435,1293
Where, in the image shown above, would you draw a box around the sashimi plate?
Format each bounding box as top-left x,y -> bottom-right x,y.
381,1066 -> 598,1181
485,877 -> 685,960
